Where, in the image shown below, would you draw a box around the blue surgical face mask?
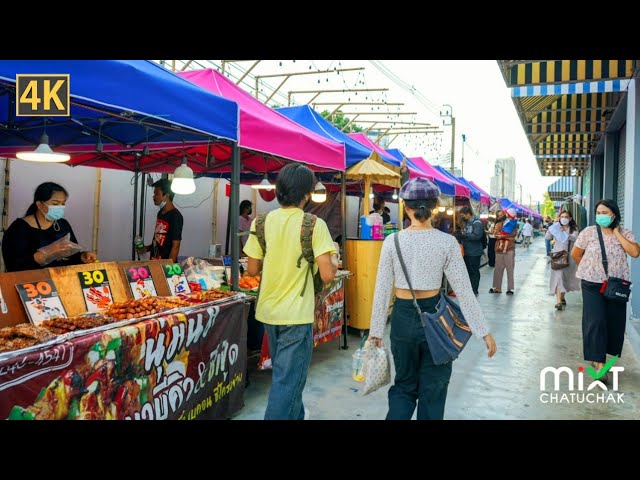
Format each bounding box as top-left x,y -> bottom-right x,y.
158,199 -> 167,210
42,204 -> 65,222
596,214 -> 613,227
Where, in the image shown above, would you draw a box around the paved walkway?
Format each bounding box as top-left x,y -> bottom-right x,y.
235,238 -> 640,420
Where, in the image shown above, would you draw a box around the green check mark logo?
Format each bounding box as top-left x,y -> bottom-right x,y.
586,355 -> 619,380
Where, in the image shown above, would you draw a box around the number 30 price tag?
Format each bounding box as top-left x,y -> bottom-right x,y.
16,279 -> 68,326
162,264 -> 191,296
77,269 -> 113,312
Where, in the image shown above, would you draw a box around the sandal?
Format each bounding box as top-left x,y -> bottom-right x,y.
489,288 -> 502,293
561,300 -> 567,306
506,290 -> 514,295
555,303 -> 563,310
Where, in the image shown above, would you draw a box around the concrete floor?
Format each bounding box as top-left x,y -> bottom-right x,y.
234,239 -> 640,420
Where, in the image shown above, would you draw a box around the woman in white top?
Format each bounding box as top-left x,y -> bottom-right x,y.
369,177 -> 497,420
521,219 -> 534,248
546,210 -> 580,310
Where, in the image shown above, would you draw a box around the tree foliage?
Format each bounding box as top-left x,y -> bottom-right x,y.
320,110 -> 364,133
541,192 -> 556,218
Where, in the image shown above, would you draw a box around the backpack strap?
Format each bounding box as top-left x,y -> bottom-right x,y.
253,213 -> 269,256
297,213 -> 317,297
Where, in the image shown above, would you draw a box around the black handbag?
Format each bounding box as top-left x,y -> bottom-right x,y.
550,240 -> 571,270
393,234 -> 472,365
596,226 -> 632,303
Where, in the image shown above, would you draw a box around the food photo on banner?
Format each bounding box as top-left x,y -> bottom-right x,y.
0,300 -> 247,420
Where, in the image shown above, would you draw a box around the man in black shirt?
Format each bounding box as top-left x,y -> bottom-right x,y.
140,179 -> 184,262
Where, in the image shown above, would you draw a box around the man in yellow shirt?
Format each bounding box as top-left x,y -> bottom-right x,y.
245,163 -> 338,420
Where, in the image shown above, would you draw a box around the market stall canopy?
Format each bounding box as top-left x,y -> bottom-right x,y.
347,133 -> 399,166
345,153 -> 400,187
178,69 -> 345,172
384,148 -> 434,181
411,159 -> 470,197
469,181 -> 493,203
457,175 -> 489,204
276,105 -> 372,167
0,60 -> 240,171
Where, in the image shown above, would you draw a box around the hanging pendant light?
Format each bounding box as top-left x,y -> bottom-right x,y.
16,133 -> 70,162
171,156 -> 196,195
251,174 -> 275,190
438,206 -> 446,212
392,189 -> 398,200
311,181 -> 327,203
446,208 -> 454,216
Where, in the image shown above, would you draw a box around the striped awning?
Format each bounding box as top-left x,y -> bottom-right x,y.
498,60 -> 638,177
547,176 -> 576,201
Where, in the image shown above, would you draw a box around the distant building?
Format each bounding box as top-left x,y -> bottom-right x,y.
489,157 -> 516,199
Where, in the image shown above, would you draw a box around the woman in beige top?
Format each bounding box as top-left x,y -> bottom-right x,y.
369,177 -> 496,420
572,199 -> 640,381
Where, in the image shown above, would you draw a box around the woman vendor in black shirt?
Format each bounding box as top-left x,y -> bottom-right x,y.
2,182 -> 97,272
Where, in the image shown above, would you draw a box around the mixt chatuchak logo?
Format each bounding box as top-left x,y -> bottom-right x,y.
539,356 -> 624,404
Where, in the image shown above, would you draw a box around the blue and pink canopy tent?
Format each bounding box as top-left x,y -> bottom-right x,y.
179,69 -> 345,175
276,105 -> 372,168
0,60 -> 240,173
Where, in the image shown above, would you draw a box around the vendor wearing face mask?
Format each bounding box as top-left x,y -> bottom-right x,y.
139,179 -> 184,263
2,182 -> 97,272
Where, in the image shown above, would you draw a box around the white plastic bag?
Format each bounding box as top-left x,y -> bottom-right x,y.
37,233 -> 84,266
362,340 -> 391,395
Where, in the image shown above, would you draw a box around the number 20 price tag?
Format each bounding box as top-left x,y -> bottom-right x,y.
124,265 -> 157,299
162,264 -> 191,296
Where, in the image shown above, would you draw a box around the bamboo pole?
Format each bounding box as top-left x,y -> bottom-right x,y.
252,186 -> 258,215
398,199 -> 404,231
92,168 -> 102,253
363,176 -> 371,216
0,158 -> 10,273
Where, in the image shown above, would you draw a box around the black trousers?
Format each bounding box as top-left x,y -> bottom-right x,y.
487,238 -> 496,267
463,255 -> 481,294
581,280 -> 627,363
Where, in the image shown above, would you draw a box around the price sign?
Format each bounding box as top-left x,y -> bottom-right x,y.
162,264 -> 191,296
124,265 -> 157,300
77,269 -> 113,312
16,279 -> 67,326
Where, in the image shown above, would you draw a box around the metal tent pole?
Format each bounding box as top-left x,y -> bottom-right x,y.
131,168 -> 139,261
139,173 -> 147,248
230,143 -> 241,291
340,172 -> 349,350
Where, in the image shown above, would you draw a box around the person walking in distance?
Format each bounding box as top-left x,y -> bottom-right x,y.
458,206 -> 484,296
546,211 -> 580,310
244,163 -> 338,420
368,177 -> 496,420
521,219 -> 534,248
572,199 -> 640,381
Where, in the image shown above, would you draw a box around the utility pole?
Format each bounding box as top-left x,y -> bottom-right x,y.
519,184 -> 523,204
440,104 -> 455,173
461,133 -> 466,177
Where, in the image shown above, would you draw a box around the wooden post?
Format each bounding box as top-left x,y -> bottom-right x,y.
398,199 -> 404,230
92,168 -> 102,254
363,176 -> 371,215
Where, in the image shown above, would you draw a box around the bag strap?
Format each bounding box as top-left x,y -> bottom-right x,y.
596,225 -> 609,277
297,213 -> 317,297
393,233 -> 423,316
251,212 -> 269,303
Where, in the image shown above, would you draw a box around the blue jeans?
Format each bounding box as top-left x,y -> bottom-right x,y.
545,238 -> 551,256
387,298 -> 453,420
264,323 -> 313,420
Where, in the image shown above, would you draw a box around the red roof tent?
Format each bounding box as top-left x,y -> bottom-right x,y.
178,69 -> 345,174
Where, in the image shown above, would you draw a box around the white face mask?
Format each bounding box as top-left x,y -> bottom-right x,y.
560,218 -> 570,226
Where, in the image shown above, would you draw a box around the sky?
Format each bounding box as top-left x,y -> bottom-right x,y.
167,60 -> 559,205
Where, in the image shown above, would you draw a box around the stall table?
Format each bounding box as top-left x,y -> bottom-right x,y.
0,298 -> 249,420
